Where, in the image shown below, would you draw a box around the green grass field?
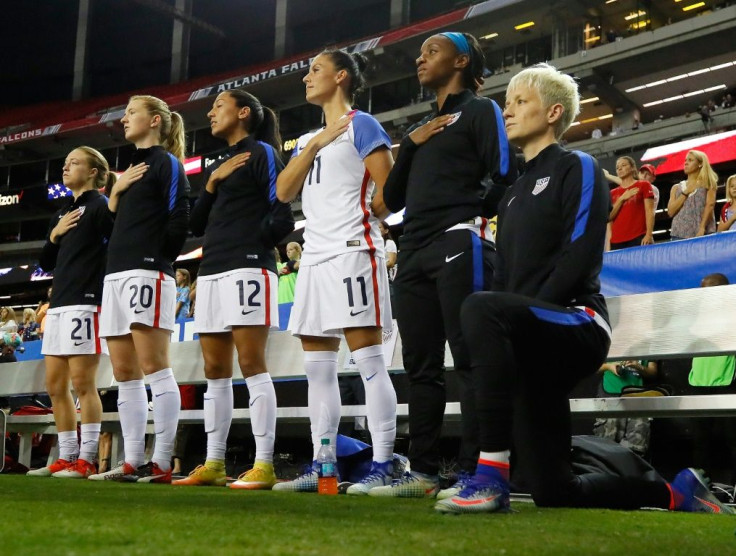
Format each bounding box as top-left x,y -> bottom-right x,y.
1,475 -> 735,555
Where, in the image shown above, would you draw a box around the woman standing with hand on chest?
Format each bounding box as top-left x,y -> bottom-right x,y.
89,95 -> 190,484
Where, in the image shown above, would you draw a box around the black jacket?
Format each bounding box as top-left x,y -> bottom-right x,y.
40,189 -> 112,308
383,89 -> 517,249
189,136 -> 294,275
493,143 -> 609,322
106,146 -> 190,276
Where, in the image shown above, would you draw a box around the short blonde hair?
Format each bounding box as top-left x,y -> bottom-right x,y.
507,63 -> 580,139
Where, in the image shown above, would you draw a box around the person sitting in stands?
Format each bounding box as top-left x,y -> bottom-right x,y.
717,174 -> 736,233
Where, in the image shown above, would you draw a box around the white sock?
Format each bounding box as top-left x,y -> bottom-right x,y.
204,377 -> 233,462
117,379 -> 147,468
303,351 -> 340,461
245,373 -> 276,463
57,430 -> 79,462
79,423 -> 101,463
353,344 -> 397,462
148,368 -> 180,471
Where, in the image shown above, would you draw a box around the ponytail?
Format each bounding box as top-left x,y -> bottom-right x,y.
460,33 -> 486,92
130,95 -> 187,161
321,49 -> 368,104
75,146 -> 117,195
223,90 -> 282,154
165,111 -> 187,161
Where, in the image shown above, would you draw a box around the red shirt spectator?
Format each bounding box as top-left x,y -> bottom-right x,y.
609,157 -> 655,247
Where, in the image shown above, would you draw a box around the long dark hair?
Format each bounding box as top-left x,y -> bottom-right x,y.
460,33 -> 486,92
224,89 -> 282,154
320,49 -> 368,104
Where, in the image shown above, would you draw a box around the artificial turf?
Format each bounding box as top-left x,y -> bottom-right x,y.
1,474 -> 734,555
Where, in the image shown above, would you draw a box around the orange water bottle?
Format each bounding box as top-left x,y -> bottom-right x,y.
317,438 -> 338,495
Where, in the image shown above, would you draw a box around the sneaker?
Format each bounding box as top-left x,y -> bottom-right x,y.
26,458 -> 74,477
229,461 -> 277,490
671,468 -> 735,514
172,464 -> 227,487
392,453 -> 409,479
368,472 -> 440,498
347,461 -> 394,495
434,477 -> 511,514
437,471 -> 473,501
272,464 -> 319,492
53,458 -> 97,479
88,462 -> 138,482
134,461 -> 172,484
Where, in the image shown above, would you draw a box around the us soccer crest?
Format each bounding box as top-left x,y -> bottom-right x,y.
445,112 -> 462,126
532,177 -> 550,196
77,206 -> 86,216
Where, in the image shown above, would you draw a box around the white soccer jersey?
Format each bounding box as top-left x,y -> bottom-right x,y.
292,110 -> 391,266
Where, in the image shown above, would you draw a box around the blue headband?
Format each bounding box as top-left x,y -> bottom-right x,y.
439,32 -> 471,56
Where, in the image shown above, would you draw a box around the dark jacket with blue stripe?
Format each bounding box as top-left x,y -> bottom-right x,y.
106,145 -> 190,277
189,136 -> 294,276
383,89 -> 517,250
40,189 -> 112,307
493,143 -> 609,322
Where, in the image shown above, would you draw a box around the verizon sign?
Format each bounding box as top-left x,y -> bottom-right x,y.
0,191 -> 23,206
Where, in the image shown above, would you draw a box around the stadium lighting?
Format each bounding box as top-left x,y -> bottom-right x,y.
625,62 -> 734,92
624,10 -> 646,20
580,97 -> 600,104
480,32 -> 498,40
682,2 -> 705,11
514,21 -> 535,31
642,84 -> 726,107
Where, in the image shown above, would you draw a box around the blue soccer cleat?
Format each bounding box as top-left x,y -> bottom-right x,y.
434,476 -> 511,514
671,468 -> 735,514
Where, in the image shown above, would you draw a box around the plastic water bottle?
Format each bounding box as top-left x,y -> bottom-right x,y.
317,438 -> 338,495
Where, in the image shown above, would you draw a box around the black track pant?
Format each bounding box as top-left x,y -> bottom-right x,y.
461,291 -> 671,509
394,229 -> 494,475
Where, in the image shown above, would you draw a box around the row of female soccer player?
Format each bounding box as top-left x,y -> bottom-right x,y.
28,30 -> 732,516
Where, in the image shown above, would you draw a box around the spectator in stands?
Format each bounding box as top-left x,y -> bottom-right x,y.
175,268 -> 191,320
89,95 -> 190,483
35,287 -> 51,338
26,146 -> 116,480
276,49 -> 397,495
667,150 -> 717,240
609,156 -> 655,249
188,279 -> 197,317
638,163 -> 660,208
277,241 -> 301,304
0,307 -> 18,334
175,89 -> 293,489
591,127 -> 602,139
717,174 -> 736,232
0,306 -> 21,362
594,360 -> 659,457
436,63 -> 732,516
375,31 -> 516,500
721,93 -> 733,109
378,222 -> 397,312
688,273 -> 736,483
17,308 -> 40,342
699,104 -> 713,132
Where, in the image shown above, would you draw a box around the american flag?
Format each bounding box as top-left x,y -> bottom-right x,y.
48,183 -> 72,200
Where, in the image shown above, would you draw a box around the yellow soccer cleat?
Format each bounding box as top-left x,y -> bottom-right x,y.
172,463 -> 227,487
229,461 -> 277,490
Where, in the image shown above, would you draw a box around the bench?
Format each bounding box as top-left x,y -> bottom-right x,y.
3,281 -> 736,471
